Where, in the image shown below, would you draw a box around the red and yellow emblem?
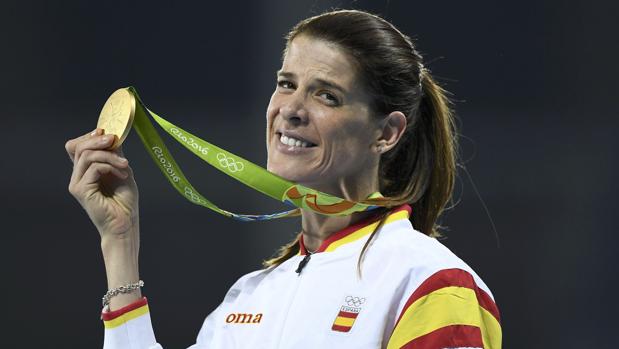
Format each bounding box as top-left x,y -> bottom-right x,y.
331,296 -> 366,332
331,309 -> 359,332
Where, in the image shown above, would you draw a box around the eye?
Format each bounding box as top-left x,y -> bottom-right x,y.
277,80 -> 295,90
318,91 -> 339,105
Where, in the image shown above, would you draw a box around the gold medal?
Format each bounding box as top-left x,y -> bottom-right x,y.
97,88 -> 136,149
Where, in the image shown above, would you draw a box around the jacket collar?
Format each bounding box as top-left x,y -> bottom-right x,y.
298,204 -> 412,255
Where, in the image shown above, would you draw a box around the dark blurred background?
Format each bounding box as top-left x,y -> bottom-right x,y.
2,0 -> 617,347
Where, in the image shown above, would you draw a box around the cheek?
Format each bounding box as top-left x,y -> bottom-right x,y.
329,121 -> 375,161
266,91 -> 280,120
265,93 -> 279,143
332,118 -> 371,147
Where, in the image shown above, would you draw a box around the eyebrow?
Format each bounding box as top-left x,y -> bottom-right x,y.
277,70 -> 347,94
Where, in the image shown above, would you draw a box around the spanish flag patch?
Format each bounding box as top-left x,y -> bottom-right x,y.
331,296 -> 365,332
331,309 -> 359,332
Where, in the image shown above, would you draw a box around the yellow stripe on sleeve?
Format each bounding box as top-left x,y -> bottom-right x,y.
387,286 -> 502,349
481,303 -> 502,349
103,304 -> 150,329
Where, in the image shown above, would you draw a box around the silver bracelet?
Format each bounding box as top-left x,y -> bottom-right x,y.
102,280 -> 144,308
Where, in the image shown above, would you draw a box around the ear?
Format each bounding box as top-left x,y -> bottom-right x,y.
375,111 -> 407,154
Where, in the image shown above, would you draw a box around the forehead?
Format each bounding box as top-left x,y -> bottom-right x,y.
282,35 -> 358,85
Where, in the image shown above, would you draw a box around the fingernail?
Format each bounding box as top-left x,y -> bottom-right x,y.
91,128 -> 100,136
119,157 -> 128,164
100,135 -> 112,143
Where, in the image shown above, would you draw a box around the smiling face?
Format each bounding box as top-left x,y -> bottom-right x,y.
266,35 -> 383,194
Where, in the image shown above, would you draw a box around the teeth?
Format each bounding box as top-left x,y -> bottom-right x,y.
279,134 -> 311,148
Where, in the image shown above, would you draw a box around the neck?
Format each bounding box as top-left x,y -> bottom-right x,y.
300,174 -> 380,252
301,210 -> 376,253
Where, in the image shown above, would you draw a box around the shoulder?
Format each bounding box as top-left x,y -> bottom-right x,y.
375,219 -> 502,348
374,218 -> 495,300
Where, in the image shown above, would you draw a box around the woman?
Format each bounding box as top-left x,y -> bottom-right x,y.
65,9 -> 501,349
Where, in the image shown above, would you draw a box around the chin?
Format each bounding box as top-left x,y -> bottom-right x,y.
269,165 -> 299,182
267,160 -> 308,183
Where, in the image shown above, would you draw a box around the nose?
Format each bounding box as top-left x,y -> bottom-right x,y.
279,94 -> 309,126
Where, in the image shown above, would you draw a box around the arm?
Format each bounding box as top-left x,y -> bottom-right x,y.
66,129 -> 220,349
66,129 -> 158,347
65,128 -> 143,310
101,224 -> 142,310
100,224 -> 161,349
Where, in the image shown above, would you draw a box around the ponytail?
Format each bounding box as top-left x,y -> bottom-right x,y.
378,68 -> 458,238
352,69 -> 457,277
416,70 -> 458,237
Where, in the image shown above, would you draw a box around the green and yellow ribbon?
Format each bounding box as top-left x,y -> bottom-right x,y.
128,86 -> 387,221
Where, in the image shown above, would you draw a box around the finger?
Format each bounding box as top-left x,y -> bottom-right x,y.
69,161 -> 128,199
110,144 -> 134,177
71,149 -> 129,184
80,162 -> 129,188
74,133 -> 118,165
65,128 -> 102,162
113,144 -> 126,158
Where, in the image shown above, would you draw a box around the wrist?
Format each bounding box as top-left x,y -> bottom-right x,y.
106,289 -> 143,311
99,212 -> 139,248
99,226 -> 142,311
101,230 -> 139,286
102,248 -> 141,310
100,223 -> 139,259
103,280 -> 144,310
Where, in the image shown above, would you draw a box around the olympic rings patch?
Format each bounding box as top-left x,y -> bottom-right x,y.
217,153 -> 244,173
345,296 -> 366,308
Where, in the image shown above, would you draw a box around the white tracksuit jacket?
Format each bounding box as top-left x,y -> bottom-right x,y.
102,205 -> 502,349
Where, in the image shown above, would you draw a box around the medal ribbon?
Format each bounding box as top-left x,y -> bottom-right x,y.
127,86 -> 387,221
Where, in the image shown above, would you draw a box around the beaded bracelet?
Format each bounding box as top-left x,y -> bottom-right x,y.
102,280 -> 144,308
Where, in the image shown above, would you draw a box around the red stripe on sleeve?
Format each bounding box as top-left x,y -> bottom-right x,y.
101,297 -> 148,321
394,269 -> 500,328
400,324 -> 483,349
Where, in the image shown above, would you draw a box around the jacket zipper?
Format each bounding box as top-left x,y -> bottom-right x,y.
295,253 -> 312,274
274,254 -> 310,349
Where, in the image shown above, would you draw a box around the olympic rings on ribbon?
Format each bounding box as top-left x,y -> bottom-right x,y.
184,187 -> 207,205
217,152 -> 244,173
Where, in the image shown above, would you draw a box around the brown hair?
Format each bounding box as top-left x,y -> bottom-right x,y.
263,10 -> 458,271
